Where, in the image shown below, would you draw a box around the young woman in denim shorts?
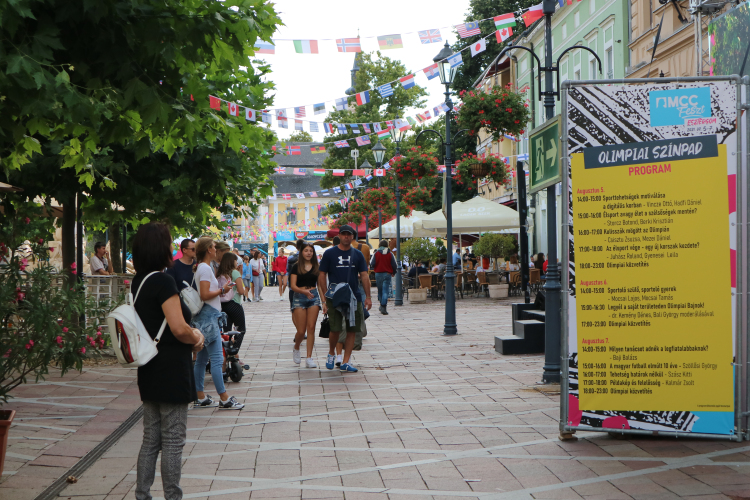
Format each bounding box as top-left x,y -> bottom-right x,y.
290,243 -> 326,368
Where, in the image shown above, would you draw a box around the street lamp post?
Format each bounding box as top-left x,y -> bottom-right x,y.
434,42 -> 458,336
391,130 -> 405,306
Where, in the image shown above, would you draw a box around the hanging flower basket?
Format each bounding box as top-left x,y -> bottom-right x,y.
457,84 -> 530,141
390,146 -> 439,182
455,153 -> 511,186
383,200 -> 413,218
402,187 -> 432,208
347,200 -> 373,215
331,212 -> 363,229
362,188 -> 393,210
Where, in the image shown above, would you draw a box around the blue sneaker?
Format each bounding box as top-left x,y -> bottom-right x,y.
326,354 -> 335,370
340,363 -> 358,373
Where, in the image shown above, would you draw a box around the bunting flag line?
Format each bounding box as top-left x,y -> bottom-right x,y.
313,103 -> 326,114
363,123 -> 371,133
323,123 -> 334,134
377,129 -> 391,140
355,91 -> 370,106
334,140 -> 349,148
457,21 -> 481,38
496,27 -> 513,43
399,74 -> 416,90
350,123 -> 360,134
336,38 -> 362,53
335,98 -> 347,111
294,119 -> 303,131
448,52 -> 464,69
309,122 -> 319,133
378,83 -> 394,97
293,167 -> 305,174
355,135 -> 371,146
494,13 -> 517,29
522,3 -> 544,25
245,108 -> 256,121
294,106 -> 306,118
337,123 -> 347,134
423,63 -> 440,80
293,40 -> 319,54
378,34 -> 403,50
470,38 -> 487,57
288,146 -> 301,156
255,41 -> 275,54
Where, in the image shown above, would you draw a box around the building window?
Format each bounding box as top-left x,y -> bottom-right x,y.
561,59 -> 568,82
574,50 -> 581,81
521,57 -> 528,74
590,0 -> 595,15
562,23 -> 567,40
574,11 -> 580,28
589,59 -> 597,80
604,23 -> 614,78
287,208 -> 297,225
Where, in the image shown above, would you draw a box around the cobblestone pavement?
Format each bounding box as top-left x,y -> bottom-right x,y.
3,290 -> 750,500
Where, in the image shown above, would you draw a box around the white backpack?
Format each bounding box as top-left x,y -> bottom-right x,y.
106,271 -> 167,367
180,275 -> 203,316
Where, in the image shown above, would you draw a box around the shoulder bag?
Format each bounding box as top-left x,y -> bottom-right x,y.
181,274 -> 203,316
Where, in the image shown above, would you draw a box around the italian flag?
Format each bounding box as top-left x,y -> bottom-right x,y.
494,13 -> 516,29
293,40 -> 319,54
313,169 -> 325,176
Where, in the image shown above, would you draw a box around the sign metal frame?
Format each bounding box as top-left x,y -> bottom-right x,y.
559,75 -> 746,441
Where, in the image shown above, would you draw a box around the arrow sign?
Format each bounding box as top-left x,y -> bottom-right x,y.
529,115 -> 561,194
546,138 -> 558,163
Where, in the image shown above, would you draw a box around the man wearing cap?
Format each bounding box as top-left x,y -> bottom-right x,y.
318,225 -> 371,373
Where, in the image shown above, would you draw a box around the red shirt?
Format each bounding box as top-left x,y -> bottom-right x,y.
372,251 -> 396,274
273,256 -> 288,273
543,260 -> 548,273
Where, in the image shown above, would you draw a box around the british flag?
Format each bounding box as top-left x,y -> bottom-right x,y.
418,29 -> 442,44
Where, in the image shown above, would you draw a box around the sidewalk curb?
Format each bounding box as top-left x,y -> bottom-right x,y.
33,405 -> 144,500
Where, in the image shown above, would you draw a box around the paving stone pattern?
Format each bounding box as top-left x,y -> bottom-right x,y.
2,290 -> 750,500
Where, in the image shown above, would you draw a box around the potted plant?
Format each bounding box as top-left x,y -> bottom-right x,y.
362,188 -> 393,210
455,153 -> 512,186
457,84 -> 530,141
402,187 -> 432,208
0,200 -> 110,474
473,233 -> 517,299
390,146 -> 439,182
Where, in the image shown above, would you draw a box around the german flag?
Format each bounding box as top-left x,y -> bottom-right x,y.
311,146 -> 326,154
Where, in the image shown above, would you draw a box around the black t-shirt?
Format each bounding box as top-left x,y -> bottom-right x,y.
164,259 -> 196,291
291,262 -> 319,288
132,272 -> 196,404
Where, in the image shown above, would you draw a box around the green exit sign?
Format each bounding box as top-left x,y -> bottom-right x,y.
529,115 -> 561,194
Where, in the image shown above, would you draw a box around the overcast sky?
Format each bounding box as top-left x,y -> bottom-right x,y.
258,0 -> 473,142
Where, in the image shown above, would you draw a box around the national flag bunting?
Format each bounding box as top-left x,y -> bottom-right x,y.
400,74 -> 415,90
336,38 -> 362,53
296,193 -> 305,199
209,96 -> 221,110
228,102 -> 239,116
448,52 -> 464,69
245,108 -> 257,121
395,118 -> 411,131
355,136 -> 371,146
334,141 -> 349,148
333,187 -> 341,193
363,123 -> 371,133
355,91 -> 370,106
313,103 -> 325,115
494,13 -> 517,29
378,83 -> 394,97
470,39 -> 487,57
496,27 -> 513,43
313,168 -> 326,175
385,120 -> 395,130
294,119 -> 303,131
309,192 -> 318,197
406,116 -> 417,126
262,110 -> 272,124
418,29 -> 442,44
282,194 -> 291,200
522,4 -> 544,25
335,98 -> 347,111
274,167 -> 286,174
311,146 -> 326,154
294,106 -> 306,118
352,169 -> 366,176
457,22 -> 481,38
425,110 -> 432,119
377,34 -> 403,50
288,146 -> 302,157
293,167 -> 305,174
337,123 -> 347,134
433,106 -> 441,116
344,183 -> 354,189
255,41 -> 275,54
374,123 -> 382,132
309,122 -> 319,133
333,170 -> 346,176
293,40 -> 319,54
374,169 -> 385,177
416,114 -> 426,123
423,63 -> 439,80
377,130 -> 391,140
323,123 -> 335,134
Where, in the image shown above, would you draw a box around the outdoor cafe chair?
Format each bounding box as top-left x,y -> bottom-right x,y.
418,274 -> 437,299
477,272 -> 489,297
509,271 -> 522,296
529,268 -> 541,292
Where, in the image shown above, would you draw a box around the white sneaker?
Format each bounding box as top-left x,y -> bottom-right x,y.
305,358 -> 317,368
293,349 -> 301,364
335,354 -> 343,367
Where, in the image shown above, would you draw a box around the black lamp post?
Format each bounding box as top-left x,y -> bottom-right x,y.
434,42 -> 459,336
390,129 -> 405,306
371,142 -> 387,240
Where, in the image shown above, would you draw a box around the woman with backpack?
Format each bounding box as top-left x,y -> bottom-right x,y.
130,223 -> 205,500
191,236 -> 245,410
290,242 -> 326,367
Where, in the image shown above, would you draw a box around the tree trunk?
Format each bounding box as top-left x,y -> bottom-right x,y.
109,222 -> 121,273
61,196 -> 76,289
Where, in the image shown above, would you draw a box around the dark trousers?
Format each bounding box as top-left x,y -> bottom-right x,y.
221,300 -> 246,334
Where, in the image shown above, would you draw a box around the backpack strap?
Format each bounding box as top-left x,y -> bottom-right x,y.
134,271 -> 167,343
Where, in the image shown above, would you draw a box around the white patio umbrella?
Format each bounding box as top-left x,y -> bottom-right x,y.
419,197 -> 520,233
366,211 -> 443,239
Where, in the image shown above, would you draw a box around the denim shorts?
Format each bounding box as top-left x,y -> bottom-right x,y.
293,288 -> 321,309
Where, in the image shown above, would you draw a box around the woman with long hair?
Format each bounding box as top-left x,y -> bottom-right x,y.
241,255 -> 252,302
249,250 -> 265,302
131,223 -> 204,500
216,252 -> 246,336
273,247 -> 289,297
290,243 -> 326,368
191,237 -> 244,410
534,253 -> 546,275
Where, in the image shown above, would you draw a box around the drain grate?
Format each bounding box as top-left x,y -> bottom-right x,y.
34,405 -> 144,500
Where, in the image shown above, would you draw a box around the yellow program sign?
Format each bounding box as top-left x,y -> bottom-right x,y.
572,141 -> 733,412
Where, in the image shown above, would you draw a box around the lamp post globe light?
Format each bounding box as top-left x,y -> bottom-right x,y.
434,42 -> 458,336
370,143 -> 386,241
388,131 -> 406,307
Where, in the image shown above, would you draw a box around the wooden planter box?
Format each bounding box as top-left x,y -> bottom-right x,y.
409,288 -> 428,304
488,284 -> 509,299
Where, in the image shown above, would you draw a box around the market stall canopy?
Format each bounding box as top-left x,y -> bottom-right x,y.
366,211 -> 441,239
419,197 -> 520,233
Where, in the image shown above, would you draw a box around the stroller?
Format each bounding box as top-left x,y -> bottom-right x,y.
205,313 -> 249,383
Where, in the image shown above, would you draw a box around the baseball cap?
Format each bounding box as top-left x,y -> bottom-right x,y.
338,225 -> 356,236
